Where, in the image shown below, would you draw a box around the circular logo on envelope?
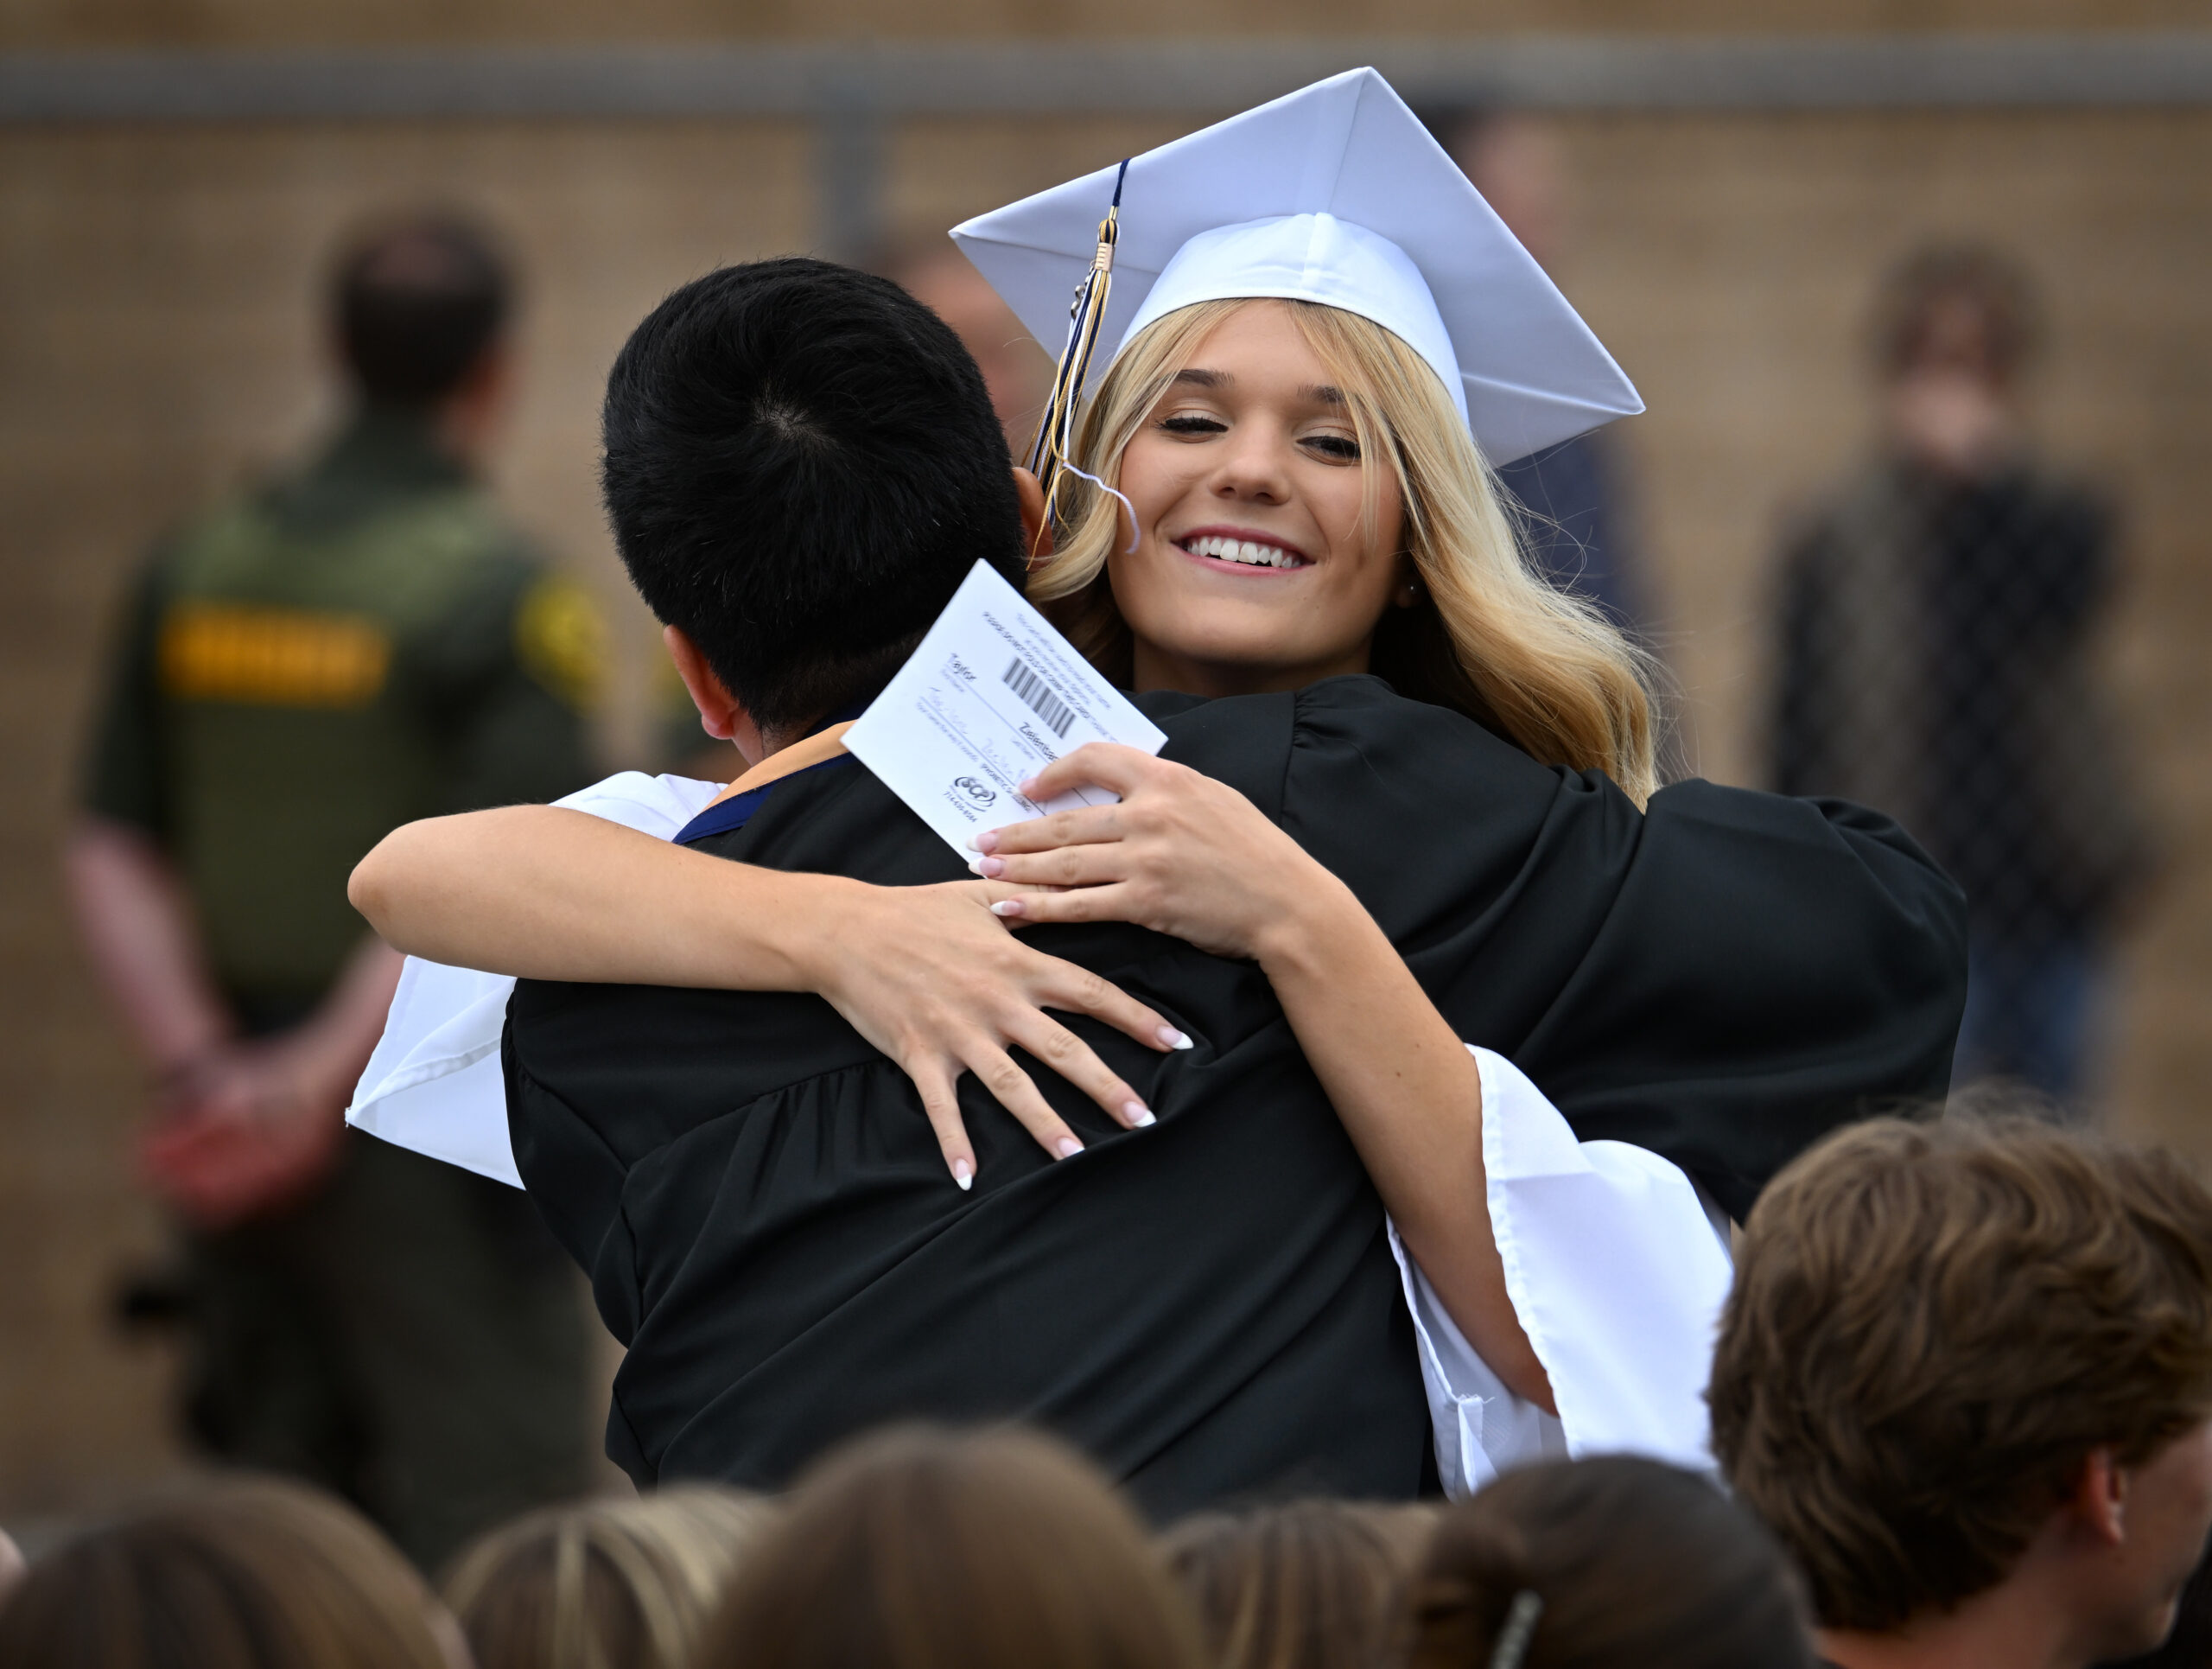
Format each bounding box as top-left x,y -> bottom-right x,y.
953,776 -> 996,806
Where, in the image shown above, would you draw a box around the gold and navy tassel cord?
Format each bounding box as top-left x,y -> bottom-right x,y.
1027,157 -> 1129,545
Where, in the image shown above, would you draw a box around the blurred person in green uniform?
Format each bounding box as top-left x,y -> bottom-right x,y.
62,214 -> 604,1570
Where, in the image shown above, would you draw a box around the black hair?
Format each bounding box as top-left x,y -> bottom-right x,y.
601,258 -> 1027,736
333,214 -> 512,406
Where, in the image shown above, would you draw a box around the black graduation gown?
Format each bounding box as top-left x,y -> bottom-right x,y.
505,675 -> 1965,1514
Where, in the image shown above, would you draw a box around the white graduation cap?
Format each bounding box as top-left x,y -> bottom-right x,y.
950,67 -> 1643,469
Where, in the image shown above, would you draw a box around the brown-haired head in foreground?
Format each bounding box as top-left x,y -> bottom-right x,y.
696,1424 -> 1208,1669
1406,1456 -> 1814,1669
442,1485 -> 778,1669
1711,1115 -> 2212,1633
1872,243 -> 2041,388
1162,1499 -> 1438,1669
0,1476 -> 458,1669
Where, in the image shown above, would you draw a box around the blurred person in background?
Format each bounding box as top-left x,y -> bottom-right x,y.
1420,108 -> 1653,640
1770,245 -> 2152,1106
442,1485 -> 777,1669
1404,1455 -> 1815,1669
1162,1499 -> 1437,1669
1710,1115 -> 2212,1669
61,213 -> 604,1570
890,238 -> 1051,460
696,1424 -> 1209,1669
0,1476 -> 465,1669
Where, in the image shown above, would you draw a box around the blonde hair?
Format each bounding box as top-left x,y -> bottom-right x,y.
442,1487 -> 779,1669
1030,297 -> 1658,805
1160,1500 -> 1439,1669
698,1424 -> 1209,1669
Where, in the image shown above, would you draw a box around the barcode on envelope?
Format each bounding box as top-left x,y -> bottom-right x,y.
1002,656 -> 1075,738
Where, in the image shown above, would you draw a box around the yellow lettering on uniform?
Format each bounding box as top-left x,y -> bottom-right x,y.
514,576 -> 607,713
158,603 -> 391,709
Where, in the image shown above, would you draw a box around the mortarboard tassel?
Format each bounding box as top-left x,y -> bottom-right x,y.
1026,157 -> 1129,548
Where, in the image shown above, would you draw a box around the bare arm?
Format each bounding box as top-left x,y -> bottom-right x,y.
356,804 -> 855,986
67,814 -> 402,1101
350,804 -> 1187,1184
282,933 -> 407,1108
980,745 -> 1554,1411
66,816 -> 404,1225
1252,882 -> 1551,1409
63,814 -> 232,1074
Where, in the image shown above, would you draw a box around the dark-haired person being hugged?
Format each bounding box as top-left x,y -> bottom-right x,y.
63,214 -> 603,1569
1712,1115 -> 2212,1669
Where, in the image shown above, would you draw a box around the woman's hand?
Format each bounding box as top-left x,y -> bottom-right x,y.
970,744 -> 1345,962
975,747 -> 1551,1405
785,876 -> 1189,1189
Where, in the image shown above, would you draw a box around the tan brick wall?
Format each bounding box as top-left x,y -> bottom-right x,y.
1548,111 -> 2212,1163
2,47 -> 2208,1513
5,0 -> 2206,50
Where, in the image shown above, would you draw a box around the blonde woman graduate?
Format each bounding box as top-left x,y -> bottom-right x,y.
346,72 -> 1965,1509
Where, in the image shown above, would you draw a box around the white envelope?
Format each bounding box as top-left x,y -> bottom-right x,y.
843,561 -> 1166,860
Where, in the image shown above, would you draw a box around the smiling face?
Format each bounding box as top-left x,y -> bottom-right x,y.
1106,301 -> 1409,698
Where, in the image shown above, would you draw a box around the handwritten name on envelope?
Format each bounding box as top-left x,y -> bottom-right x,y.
843,562 -> 1166,860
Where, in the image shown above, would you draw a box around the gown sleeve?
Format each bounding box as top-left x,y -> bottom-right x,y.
1390,1047 -> 1732,1497
346,770 -> 722,1184
1268,678 -> 1967,1223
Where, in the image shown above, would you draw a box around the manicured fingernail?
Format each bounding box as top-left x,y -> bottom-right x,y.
1124,1102 -> 1156,1128
1054,1137 -> 1084,1159
990,899 -> 1024,918
1159,1026 -> 1193,1050
1018,778 -> 1040,797
952,1158 -> 974,1191
971,831 -> 999,854
978,856 -> 1006,877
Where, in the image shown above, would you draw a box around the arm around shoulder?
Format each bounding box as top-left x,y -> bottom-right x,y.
347,787 -> 1190,1181
348,802 -> 844,987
